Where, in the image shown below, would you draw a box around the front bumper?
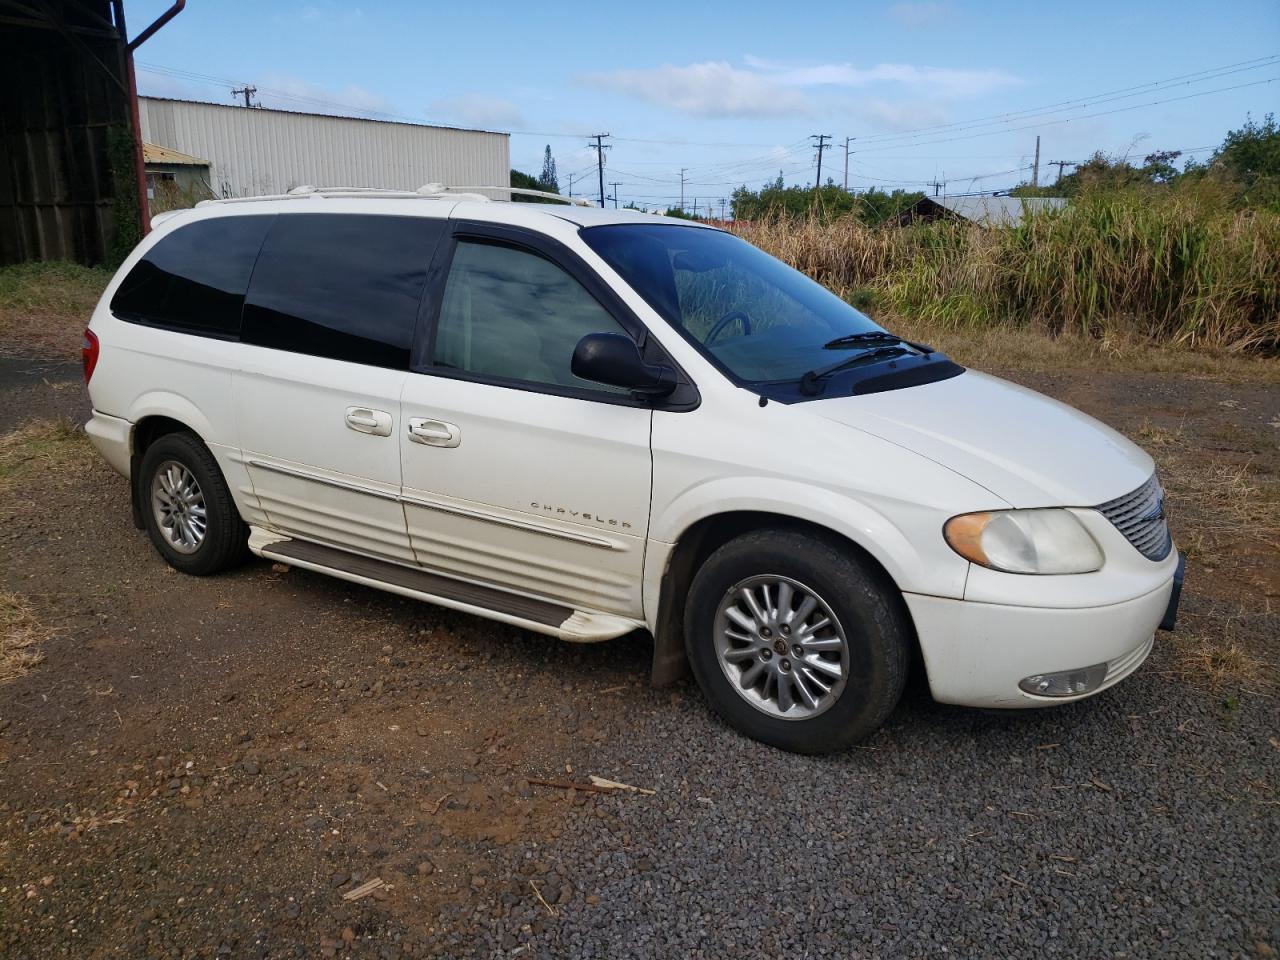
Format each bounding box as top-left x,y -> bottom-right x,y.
905,575 -> 1175,708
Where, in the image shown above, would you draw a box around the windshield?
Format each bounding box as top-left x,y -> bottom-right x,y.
581,223 -> 886,383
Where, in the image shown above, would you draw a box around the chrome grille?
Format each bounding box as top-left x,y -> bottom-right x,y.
1096,474 -> 1172,561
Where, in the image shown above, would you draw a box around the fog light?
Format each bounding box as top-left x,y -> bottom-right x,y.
1019,662 -> 1108,697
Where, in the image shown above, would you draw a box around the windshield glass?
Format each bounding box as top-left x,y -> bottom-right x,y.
581,223 -> 886,383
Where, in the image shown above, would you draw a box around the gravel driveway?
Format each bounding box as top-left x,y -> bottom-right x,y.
1,361 -> 1276,959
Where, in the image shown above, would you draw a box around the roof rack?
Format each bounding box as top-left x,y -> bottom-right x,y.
198,183 -> 595,208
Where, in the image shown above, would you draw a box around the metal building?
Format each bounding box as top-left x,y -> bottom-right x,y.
138,97 -> 510,199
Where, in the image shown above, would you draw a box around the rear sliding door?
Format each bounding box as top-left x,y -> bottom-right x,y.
234,212 -> 445,562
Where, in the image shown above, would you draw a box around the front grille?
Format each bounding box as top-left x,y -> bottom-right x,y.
1096,474 -> 1172,561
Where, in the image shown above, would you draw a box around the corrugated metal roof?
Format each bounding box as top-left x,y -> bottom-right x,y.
932,195 -> 1067,226
138,97 -> 509,200
142,142 -> 209,165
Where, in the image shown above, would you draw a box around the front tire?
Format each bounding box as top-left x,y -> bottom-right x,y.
684,528 -> 909,754
139,432 -> 248,576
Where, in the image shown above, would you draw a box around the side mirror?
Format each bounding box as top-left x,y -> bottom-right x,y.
571,332 -> 677,398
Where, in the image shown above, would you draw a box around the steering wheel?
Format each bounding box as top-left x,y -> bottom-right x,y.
705,310 -> 753,345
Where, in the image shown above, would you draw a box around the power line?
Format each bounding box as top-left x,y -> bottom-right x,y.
849,54 -> 1280,149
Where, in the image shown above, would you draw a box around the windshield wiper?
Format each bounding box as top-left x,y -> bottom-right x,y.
823,331 -> 935,352
822,331 -> 907,349
798,346 -> 914,396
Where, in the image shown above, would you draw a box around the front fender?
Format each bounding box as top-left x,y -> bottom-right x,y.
649,476 -> 969,600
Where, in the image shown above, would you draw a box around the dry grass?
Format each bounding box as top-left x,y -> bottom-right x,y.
1163,623 -> 1271,692
0,418 -> 93,496
0,261 -> 111,360
1135,419 -> 1279,689
735,193 -> 1280,355
1,592 -> 49,683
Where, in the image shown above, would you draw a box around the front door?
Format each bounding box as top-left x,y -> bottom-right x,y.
236,212 -> 446,563
399,231 -> 652,616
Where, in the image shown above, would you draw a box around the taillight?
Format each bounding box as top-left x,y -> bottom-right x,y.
81,328 -> 99,384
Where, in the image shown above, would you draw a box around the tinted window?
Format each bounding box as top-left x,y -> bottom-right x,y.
242,214 -> 444,369
583,224 -> 884,383
110,215 -> 273,337
432,241 -> 626,393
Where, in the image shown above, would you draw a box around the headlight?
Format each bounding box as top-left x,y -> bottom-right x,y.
944,509 -> 1103,574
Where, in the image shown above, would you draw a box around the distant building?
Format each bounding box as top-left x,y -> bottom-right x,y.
898,195 -> 1068,227
138,97 -> 510,200
143,143 -> 211,207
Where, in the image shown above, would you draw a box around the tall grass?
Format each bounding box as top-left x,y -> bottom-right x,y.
734,191 -> 1280,353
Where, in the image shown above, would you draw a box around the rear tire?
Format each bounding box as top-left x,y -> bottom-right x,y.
139,432 -> 248,576
684,528 -> 909,754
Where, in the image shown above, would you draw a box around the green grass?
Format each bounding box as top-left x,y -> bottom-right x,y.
0,261 -> 112,359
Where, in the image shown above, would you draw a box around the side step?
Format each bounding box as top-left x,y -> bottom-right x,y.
248,527 -> 641,643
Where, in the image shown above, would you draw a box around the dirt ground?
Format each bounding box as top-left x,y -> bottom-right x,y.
0,352 -> 1276,958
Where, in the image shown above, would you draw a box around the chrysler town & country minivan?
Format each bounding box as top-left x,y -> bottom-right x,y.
83,185 -> 1184,753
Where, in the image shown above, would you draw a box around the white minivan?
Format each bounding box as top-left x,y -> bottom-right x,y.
83,186 -> 1183,753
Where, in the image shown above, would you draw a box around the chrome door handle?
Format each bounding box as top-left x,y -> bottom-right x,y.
407,417 -> 461,448
345,406 -> 393,437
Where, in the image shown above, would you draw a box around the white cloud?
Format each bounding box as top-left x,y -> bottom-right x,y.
745,55 -> 1019,100
886,1 -> 952,27
584,55 -> 1019,119
428,94 -> 526,130
857,97 -> 949,132
579,62 -> 808,119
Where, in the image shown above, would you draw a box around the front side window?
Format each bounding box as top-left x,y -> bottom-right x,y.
582,224 -> 887,383
242,213 -> 444,370
110,214 -> 274,337
431,240 -> 626,393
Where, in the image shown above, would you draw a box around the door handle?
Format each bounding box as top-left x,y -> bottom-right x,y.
407,417 -> 461,448
345,406 -> 393,437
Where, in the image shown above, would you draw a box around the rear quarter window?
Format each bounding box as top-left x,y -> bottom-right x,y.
241,213 -> 445,370
109,215 -> 274,337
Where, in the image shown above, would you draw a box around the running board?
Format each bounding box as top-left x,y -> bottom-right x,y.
248,527 -> 640,643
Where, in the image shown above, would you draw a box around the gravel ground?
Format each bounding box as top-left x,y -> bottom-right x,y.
1,362 -> 1276,959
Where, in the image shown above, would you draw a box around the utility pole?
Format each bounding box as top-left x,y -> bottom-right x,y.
231,85 -> 258,108
928,178 -> 944,197
587,134 -> 610,208
679,168 -> 687,214
1032,135 -> 1041,188
842,136 -> 854,192
567,172 -> 575,198
718,198 -> 726,222
1049,160 -> 1073,184
811,134 -> 831,193
609,181 -> 621,208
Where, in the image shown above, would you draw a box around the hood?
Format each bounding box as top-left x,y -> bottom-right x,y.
810,370 -> 1153,507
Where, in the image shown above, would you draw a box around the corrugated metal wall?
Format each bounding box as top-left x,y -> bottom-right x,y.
138,98 -> 510,198
0,1 -> 129,265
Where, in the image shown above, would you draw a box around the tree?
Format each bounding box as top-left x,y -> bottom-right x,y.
729,178 -> 923,225
538,145 -> 559,194
510,169 -> 558,203
1197,113 -> 1280,208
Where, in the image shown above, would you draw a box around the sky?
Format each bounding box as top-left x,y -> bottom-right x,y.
127,0 -> 1280,211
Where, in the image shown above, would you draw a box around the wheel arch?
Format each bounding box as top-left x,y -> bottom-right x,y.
648,508 -> 922,687
128,414 -> 208,530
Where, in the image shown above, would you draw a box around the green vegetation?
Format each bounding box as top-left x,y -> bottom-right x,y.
731,174 -> 924,224
734,116 -> 1280,354
737,189 -> 1280,353
0,260 -> 112,358
511,145 -> 563,203
106,125 -> 142,267
1013,113 -> 1280,211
